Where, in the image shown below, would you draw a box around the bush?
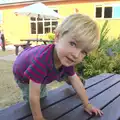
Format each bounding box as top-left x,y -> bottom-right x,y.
85,51 -> 119,78
76,50 -> 120,79
98,20 -> 110,50
47,32 -> 55,40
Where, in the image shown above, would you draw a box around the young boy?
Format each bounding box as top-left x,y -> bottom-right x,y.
13,14 -> 103,120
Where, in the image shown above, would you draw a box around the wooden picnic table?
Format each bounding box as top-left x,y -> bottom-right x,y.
20,39 -> 53,45
1,73 -> 120,120
14,43 -> 32,55
14,39 -> 53,55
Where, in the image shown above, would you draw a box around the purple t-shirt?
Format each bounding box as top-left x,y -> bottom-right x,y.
13,44 -> 75,84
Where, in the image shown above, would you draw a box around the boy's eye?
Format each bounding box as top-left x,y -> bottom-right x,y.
70,42 -> 76,47
81,51 -> 87,56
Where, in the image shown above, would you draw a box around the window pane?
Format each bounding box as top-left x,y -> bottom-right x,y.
31,22 -> 36,34
30,17 -> 36,21
45,18 -> 50,21
45,22 -> 50,27
96,7 -> 102,18
52,21 -> 58,27
104,7 -> 112,18
45,27 -> 50,33
113,6 -> 120,18
52,27 -> 56,32
37,22 -> 43,34
37,17 -> 43,21
54,10 -> 58,13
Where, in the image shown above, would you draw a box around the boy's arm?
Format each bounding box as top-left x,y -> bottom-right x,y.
29,80 -> 45,120
68,74 -> 103,116
68,74 -> 89,107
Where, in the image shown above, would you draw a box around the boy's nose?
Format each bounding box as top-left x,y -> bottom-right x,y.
72,50 -> 80,59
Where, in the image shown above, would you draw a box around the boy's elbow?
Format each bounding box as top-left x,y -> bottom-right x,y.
29,94 -> 40,103
29,90 -> 40,102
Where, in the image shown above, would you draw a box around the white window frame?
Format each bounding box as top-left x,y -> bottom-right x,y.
94,3 -> 120,20
30,8 -> 59,35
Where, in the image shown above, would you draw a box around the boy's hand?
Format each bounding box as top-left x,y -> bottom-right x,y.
84,103 -> 103,116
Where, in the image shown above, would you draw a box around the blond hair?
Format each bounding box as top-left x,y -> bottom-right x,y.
55,13 -> 100,53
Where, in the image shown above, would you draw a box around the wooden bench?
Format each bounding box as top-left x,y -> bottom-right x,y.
1,73 -> 120,120
14,43 -> 31,55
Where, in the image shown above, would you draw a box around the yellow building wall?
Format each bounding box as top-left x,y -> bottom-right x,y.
0,5 -> 51,44
49,1 -> 120,39
1,1 -> 120,44
3,9 -> 30,44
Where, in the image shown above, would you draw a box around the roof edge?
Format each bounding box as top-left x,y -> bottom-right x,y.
0,0 -> 65,7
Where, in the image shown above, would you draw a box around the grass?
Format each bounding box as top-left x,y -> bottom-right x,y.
0,60 -> 22,108
0,53 -> 65,109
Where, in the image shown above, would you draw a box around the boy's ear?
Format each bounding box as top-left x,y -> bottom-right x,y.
54,32 -> 59,43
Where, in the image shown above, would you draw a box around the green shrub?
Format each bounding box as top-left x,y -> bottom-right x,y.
83,51 -> 115,78
76,50 -> 120,79
75,20 -> 120,79
47,32 -> 55,40
112,53 -> 120,74
98,20 -> 110,50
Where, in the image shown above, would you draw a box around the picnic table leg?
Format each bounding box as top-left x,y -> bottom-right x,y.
15,46 -> 19,55
43,41 -> 47,45
27,41 -> 30,45
36,40 -> 38,45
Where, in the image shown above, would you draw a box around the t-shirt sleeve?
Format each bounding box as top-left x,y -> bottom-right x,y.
24,56 -> 47,84
64,66 -> 75,76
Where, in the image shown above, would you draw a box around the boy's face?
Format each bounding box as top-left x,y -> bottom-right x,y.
54,33 -> 87,67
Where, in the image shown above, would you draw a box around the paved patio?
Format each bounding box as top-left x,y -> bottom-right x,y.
0,54 -> 16,61
0,45 -> 22,61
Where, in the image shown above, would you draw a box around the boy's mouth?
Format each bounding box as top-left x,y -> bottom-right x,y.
66,57 -> 75,63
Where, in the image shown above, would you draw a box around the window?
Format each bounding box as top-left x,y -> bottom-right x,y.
30,9 -> 58,34
31,22 -> 36,34
96,7 -> 102,18
37,22 -> 43,34
30,17 -> 36,34
104,7 -> 112,18
95,4 -> 120,19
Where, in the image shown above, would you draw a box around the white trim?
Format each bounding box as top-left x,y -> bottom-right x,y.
94,2 -> 120,6
102,5 -> 104,19
43,19 -> 45,34
95,18 -> 120,20
112,6 -> 114,18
